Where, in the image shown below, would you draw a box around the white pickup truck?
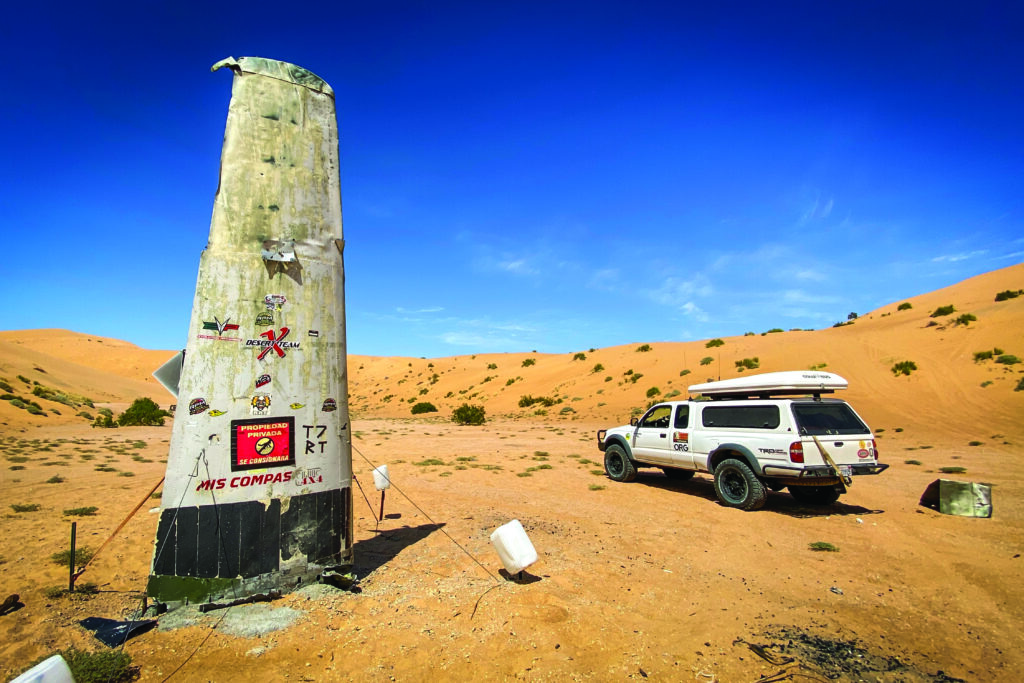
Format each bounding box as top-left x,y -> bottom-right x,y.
596,371 -> 888,510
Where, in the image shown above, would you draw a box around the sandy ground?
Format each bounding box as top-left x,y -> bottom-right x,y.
1,263 -> 1022,681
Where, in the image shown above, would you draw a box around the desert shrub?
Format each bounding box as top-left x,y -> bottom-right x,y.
559,406 -> 575,414
77,411 -> 94,420
994,347 -> 1004,355
486,363 -> 497,370
705,338 -> 724,348
0,380 -> 11,392
624,369 -> 633,375
891,360 -> 917,376
64,506 -> 98,517
519,395 -> 555,408
744,331 -> 755,336
968,441 -> 983,446
592,363 -> 604,373
954,313 -> 977,326
51,547 -> 95,566
117,397 -> 169,426
451,403 -> 486,425
413,458 -> 446,466
930,304 -> 956,317
995,354 -> 1020,365
973,350 -> 993,362
46,475 -> 65,484
897,302 -> 913,311
939,466 -> 967,474
11,503 -> 41,513
572,352 -> 586,361
808,542 -> 839,552
92,413 -> 117,428
679,369 -> 691,376
33,647 -> 136,683
904,460 -> 922,466
848,312 -> 858,320
646,387 -> 660,398
411,402 -> 438,415
700,356 -> 713,366
994,289 -> 1023,301
17,375 -> 30,383
765,328 -> 784,334
636,344 -> 652,352
521,358 -> 535,367
735,357 -> 760,370
628,373 -> 643,383
1014,377 -> 1024,392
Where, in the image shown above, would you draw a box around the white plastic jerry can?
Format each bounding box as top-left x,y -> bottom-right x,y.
11,654 -> 74,683
490,519 -> 538,575
372,465 -> 391,491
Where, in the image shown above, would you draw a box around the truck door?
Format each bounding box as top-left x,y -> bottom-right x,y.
668,404 -> 695,468
632,404 -> 674,464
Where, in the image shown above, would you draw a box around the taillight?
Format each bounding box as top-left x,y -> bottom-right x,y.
871,439 -> 879,460
789,441 -> 804,463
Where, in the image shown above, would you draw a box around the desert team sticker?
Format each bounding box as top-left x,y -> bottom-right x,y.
189,398 -> 210,415
198,316 -> 241,341
322,398 -> 337,412
231,417 -> 295,471
251,394 -> 272,416
246,327 -> 300,360
255,374 -> 271,389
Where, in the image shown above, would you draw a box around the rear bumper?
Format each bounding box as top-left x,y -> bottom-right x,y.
762,463 -> 889,479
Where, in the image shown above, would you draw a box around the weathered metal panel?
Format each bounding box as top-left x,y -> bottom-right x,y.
148,56 -> 352,604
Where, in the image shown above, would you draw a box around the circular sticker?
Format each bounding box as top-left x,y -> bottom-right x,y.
857,448 -> 870,459
255,437 -> 275,456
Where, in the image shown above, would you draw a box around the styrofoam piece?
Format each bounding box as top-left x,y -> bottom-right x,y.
372,465 -> 391,491
10,654 -> 74,683
490,519 -> 538,575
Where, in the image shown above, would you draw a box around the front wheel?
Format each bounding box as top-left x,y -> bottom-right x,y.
713,458 -> 767,510
604,444 -> 637,482
788,485 -> 841,505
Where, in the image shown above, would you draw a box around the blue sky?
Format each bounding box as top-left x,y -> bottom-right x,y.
3,1 -> 1022,357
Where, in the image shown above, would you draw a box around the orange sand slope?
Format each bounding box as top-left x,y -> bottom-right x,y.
1,263 -> 1022,438
349,262 -> 1024,440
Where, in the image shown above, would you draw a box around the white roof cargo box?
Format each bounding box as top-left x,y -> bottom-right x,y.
688,371 -> 848,398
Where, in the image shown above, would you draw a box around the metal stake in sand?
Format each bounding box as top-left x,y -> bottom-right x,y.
68,522 -> 77,593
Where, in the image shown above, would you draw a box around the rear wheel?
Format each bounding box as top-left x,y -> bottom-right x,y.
604,444 -> 637,482
662,467 -> 695,481
713,458 -> 767,510
788,485 -> 841,505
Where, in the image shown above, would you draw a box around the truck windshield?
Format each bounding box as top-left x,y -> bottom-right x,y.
792,403 -> 869,436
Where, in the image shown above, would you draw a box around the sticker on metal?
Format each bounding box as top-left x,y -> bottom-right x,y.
251,393 -> 272,416
264,294 -> 287,311
322,398 -> 337,412
188,398 -> 210,415
198,316 -> 241,341
256,374 -> 271,389
255,312 -> 274,326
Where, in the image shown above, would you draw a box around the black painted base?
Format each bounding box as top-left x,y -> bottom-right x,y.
148,488 -> 352,603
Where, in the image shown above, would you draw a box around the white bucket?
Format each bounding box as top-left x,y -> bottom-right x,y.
11,654 -> 74,683
490,519 -> 538,575
372,465 -> 391,491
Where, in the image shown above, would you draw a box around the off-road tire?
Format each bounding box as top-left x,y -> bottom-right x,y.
662,467 -> 695,481
788,485 -> 841,506
713,458 -> 768,510
604,444 -> 637,482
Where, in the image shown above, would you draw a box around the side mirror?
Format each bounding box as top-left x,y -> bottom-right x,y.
629,417 -> 638,427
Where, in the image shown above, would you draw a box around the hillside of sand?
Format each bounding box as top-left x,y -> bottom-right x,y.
0,263 -> 1022,682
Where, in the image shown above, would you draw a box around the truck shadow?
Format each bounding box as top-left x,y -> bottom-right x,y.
635,471 -> 883,518
353,522 -> 445,575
